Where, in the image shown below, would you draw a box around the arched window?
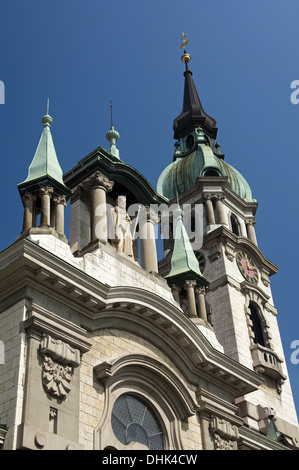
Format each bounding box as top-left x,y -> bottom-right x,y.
249,302 -> 265,346
203,169 -> 220,177
94,354 -> 195,450
230,214 -> 240,236
186,134 -> 194,150
111,394 -> 164,450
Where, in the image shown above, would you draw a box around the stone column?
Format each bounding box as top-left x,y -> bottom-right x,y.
84,172 -> 114,243
21,192 -> 36,231
39,187 -> 53,227
54,195 -> 67,235
203,194 -> 215,225
246,219 -> 258,246
139,206 -> 159,273
195,286 -> 208,322
214,195 -> 227,225
50,203 -> 56,229
184,280 -> 197,318
171,284 -> 181,303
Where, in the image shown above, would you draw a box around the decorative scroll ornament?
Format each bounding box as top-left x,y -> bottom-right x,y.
210,416 -> 239,451
42,356 -> 73,398
40,335 -> 80,399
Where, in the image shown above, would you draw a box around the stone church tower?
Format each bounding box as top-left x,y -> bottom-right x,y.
0,46 -> 298,450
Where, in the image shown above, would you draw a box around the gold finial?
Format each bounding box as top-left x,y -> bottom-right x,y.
179,33 -> 191,64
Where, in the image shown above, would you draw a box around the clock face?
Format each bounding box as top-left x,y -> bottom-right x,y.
195,251 -> 205,273
236,250 -> 259,285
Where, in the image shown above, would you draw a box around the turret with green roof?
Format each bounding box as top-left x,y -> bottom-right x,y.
17,104 -> 71,240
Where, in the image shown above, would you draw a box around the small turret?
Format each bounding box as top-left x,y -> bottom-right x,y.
17,101 -> 71,241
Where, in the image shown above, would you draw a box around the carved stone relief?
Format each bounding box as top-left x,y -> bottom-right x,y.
210,416 -> 239,450
40,335 -> 80,399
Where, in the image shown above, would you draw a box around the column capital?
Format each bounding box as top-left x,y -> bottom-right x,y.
203,193 -> 212,201
184,280 -> 197,290
171,284 -> 182,295
21,191 -> 36,205
39,186 -> 53,198
53,195 -> 67,207
246,218 -> 256,226
139,205 -> 160,225
213,193 -> 225,201
83,171 -> 114,193
195,286 -> 208,296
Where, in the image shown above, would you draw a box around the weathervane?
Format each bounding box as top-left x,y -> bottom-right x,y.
179,33 -> 190,50
179,33 -> 191,64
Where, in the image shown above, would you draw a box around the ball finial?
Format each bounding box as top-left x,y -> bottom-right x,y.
179,33 -> 191,64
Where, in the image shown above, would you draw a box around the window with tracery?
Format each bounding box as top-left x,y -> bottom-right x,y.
111,394 -> 164,450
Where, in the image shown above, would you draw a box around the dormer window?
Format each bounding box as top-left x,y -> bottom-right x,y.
204,170 -> 219,177
186,134 -> 194,150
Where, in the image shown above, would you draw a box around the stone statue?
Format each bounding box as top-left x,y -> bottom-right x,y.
109,196 -> 133,257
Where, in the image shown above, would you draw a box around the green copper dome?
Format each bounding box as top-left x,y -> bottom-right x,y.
158,54 -> 255,203
157,144 -> 255,202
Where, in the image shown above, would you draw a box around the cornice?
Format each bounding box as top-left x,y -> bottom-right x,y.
203,225 -> 278,276
238,425 -> 289,450
23,303 -> 91,353
91,298 -> 262,397
167,177 -> 258,215
0,238 -> 262,398
63,147 -> 168,206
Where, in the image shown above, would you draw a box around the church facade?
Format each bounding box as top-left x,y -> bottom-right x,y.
0,48 -> 298,451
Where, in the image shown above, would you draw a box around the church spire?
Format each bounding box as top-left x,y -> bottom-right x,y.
19,101 -> 68,193
17,102 -> 71,241
166,203 -> 208,287
173,35 -> 217,141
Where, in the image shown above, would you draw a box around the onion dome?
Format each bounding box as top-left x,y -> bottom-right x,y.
157,47 -> 254,203
157,144 -> 254,202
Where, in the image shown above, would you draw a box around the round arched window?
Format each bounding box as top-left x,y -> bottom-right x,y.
186,134 -> 194,150
111,394 -> 164,450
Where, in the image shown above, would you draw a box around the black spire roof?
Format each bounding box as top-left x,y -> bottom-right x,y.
173,62 -> 218,140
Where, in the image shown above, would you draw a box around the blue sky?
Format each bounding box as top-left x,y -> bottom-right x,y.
1,0 -> 299,419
